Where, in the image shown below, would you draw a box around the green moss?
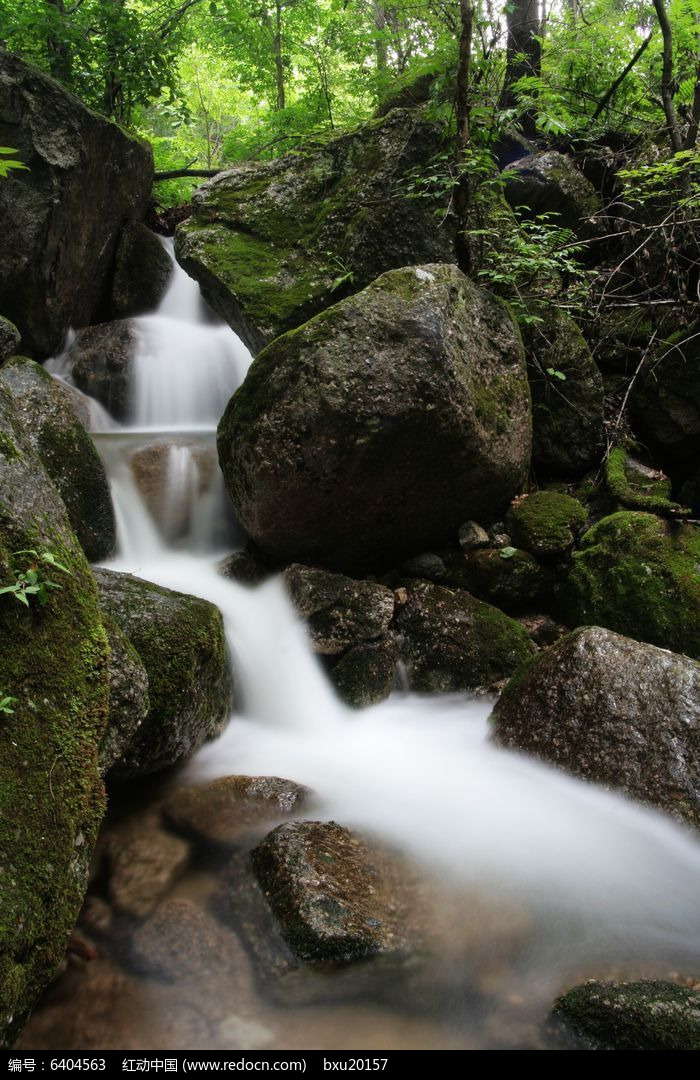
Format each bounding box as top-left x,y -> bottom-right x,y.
506,491 -> 587,556
553,980 -> 700,1051
0,432 -> 19,460
604,447 -> 689,516
562,511 -> 700,658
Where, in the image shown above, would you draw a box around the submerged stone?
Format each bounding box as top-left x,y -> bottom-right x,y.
162,775 -> 310,847
218,264 -> 531,572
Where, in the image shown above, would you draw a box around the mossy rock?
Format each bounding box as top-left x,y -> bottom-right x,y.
0,317 -> 19,364
503,151 -> 602,239
283,564 -> 395,655
604,447 -> 688,516
0,358 -> 116,560
111,222 -> 173,318
94,568 -> 233,778
330,635 -> 398,708
523,307 -> 604,475
552,980 -> 700,1050
0,382 -> 110,1045
395,579 -> 535,692
506,491 -> 587,557
98,613 -> 150,776
439,547 -> 551,612
631,328 -> 700,463
176,109 -> 455,352
563,511 -> 700,658
218,264 -> 531,573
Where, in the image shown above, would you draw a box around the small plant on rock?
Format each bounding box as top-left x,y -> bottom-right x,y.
0,550 -> 71,608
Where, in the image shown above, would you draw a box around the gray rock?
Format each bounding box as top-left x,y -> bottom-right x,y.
176,110 -> 455,352
0,381 -> 109,1045
94,567 -> 233,779
458,521 -> 490,551
631,330 -> 700,463
98,614 -> 150,775
491,626 -> 700,829
398,552 -> 447,580
0,315 -> 19,362
331,635 -> 398,708
128,899 -> 240,982
0,50 -> 153,355
218,549 -> 272,586
106,816 -> 190,919
250,821 -> 412,963
395,579 -> 535,693
283,564 -> 395,654
0,357 -> 116,560
218,264 -> 531,573
504,151 -> 601,238
111,222 -> 173,318
552,979 -> 700,1050
162,775 -> 310,847
523,307 -> 604,475
64,320 -> 135,421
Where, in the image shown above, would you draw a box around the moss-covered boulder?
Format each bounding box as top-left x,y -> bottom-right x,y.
503,151 -> 601,239
0,382 -> 110,1045
98,614 -> 150,776
94,568 -> 233,778
0,358 -> 116,560
492,626 -> 700,828
63,320 -> 135,422
395,579 -> 535,692
283,564 -> 395,655
111,222 -> 173,319
330,635 -> 398,708
604,447 -> 688,516
506,491 -> 587,557
631,329 -> 700,463
250,821 -> 411,963
176,109 -> 455,352
0,317 -> 19,363
563,511 -> 700,658
0,50 -> 153,355
523,308 -> 604,474
218,264 -> 531,572
552,980 -> 700,1050
439,547 -> 551,612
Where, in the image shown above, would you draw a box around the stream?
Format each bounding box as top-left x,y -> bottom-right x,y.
21,240 -> 700,1051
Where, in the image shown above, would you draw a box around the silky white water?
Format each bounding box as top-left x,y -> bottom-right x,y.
53,238 -> 700,1012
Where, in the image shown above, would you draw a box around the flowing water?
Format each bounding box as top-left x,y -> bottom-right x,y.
25,238 -> 700,1051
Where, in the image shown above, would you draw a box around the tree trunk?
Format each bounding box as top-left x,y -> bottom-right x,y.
372,1 -> 388,74
652,0 -> 682,153
499,0 -> 542,111
45,0 -> 72,84
454,0 -> 474,274
273,0 -> 286,110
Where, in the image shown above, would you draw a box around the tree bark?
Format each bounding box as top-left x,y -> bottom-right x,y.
454,0 -> 474,274
273,0 -> 286,110
45,0 -> 72,84
500,0 -> 542,111
652,0 -> 682,153
153,168 -> 221,181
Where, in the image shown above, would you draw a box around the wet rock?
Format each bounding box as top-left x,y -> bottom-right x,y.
395,579 -> 535,692
458,521 -> 490,551
176,110 -> 455,351
98,614 -> 150,775
218,264 -> 531,573
503,151 -> 601,238
0,316 -> 19,362
506,491 -> 586,557
106,816 -> 190,919
562,511 -> 700,659
129,899 -> 240,982
331,636 -> 398,708
129,439 -> 218,542
440,547 -> 551,612
162,775 -> 310,847
218,548 -> 273,586
65,320 -> 135,421
516,613 -> 566,647
283,564 -> 395,654
94,567 -> 233,778
398,552 -> 447,581
552,979 -> 700,1050
0,51 -> 152,355
0,357 -> 116,559
250,822 -> 411,963
523,308 -> 604,475
0,382 -> 110,1045
631,329 -> 700,463
111,222 -> 173,318
492,626 -> 700,828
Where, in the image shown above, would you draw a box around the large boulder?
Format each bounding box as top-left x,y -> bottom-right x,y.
218,264 -> 531,572
0,51 -> 153,355
0,382 -> 110,1045
491,626 -> 700,828
394,579 -> 535,692
562,511 -> 700,658
93,568 -> 233,778
523,308 -> 604,474
552,980 -> 700,1050
98,614 -> 150,776
176,109 -> 455,352
0,316 -> 19,363
62,320 -> 135,421
0,357 -> 116,560
631,330 -> 700,463
503,151 -> 601,238
111,222 -> 173,319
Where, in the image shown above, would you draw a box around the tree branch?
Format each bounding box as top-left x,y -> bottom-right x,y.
153,168 -> 221,181
652,0 -> 682,153
591,32 -> 652,121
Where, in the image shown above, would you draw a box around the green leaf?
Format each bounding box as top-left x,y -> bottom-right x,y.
499,546 -> 517,560
546,367 -> 567,381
